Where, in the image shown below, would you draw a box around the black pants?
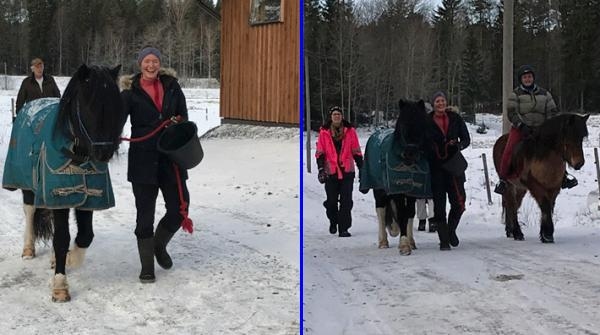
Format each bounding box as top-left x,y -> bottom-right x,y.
430,167 -> 466,229
132,182 -> 190,239
323,174 -> 354,233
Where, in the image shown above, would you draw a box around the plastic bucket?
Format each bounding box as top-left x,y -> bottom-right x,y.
157,121 -> 203,169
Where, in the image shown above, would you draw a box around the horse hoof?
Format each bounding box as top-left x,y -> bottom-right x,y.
52,289 -> 71,302
21,247 -> 35,259
378,241 -> 389,249
387,223 -> 400,237
540,235 -> 554,243
399,236 -> 412,255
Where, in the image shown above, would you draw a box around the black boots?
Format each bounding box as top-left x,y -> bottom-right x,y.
137,238 -> 155,283
418,219 -> 426,231
436,220 -> 451,250
428,220 -> 437,233
494,180 -> 507,194
562,173 -> 578,189
154,224 -> 176,269
329,222 -> 337,235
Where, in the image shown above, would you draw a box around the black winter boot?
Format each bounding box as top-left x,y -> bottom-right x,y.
137,238 -> 155,283
436,220 -> 451,251
154,224 -> 175,270
428,219 -> 437,233
561,173 -> 578,189
418,219 -> 426,231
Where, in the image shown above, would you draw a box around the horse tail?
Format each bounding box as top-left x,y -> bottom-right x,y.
33,208 -> 54,242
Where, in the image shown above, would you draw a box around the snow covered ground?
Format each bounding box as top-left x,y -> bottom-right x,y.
303,114 -> 600,334
0,76 -> 299,334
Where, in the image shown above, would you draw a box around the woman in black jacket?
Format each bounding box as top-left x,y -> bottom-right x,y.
426,91 -> 470,250
121,47 -> 190,283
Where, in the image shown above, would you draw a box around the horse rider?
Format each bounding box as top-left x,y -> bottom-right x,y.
316,106 -> 363,237
495,65 -> 577,195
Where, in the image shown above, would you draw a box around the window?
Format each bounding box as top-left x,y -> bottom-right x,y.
249,0 -> 283,25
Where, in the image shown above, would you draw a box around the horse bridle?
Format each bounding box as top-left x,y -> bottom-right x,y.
75,100 -> 114,148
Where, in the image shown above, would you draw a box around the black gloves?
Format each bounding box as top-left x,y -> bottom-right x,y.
318,168 -> 328,184
518,122 -> 532,137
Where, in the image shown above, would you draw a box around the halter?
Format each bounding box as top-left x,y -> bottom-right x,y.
75,100 -> 114,147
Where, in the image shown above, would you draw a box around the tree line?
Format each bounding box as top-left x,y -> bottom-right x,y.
0,0 -> 221,80
304,0 -> 600,126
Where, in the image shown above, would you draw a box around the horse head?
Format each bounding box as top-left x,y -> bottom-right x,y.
57,64 -> 124,163
395,99 -> 427,163
532,113 -> 589,170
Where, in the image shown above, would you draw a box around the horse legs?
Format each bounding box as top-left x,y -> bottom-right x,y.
22,204 -> 36,259
51,208 -> 71,302
503,184 -> 525,240
376,207 -> 389,248
66,209 -> 93,268
391,196 -> 414,256
538,199 -> 555,243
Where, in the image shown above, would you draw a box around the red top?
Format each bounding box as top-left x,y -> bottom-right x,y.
140,78 -> 164,112
433,112 -> 449,136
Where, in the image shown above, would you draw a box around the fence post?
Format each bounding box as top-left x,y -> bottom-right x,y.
11,98 -> 15,121
595,148 -> 600,210
482,153 -> 493,205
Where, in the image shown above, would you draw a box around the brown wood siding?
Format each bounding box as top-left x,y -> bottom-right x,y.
220,0 -> 299,124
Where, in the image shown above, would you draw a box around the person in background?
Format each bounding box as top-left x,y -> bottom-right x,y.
495,64 -> 576,195
416,199 -> 435,232
121,46 -> 191,283
15,57 -> 61,117
426,91 -> 470,250
15,57 -> 61,259
315,106 -> 363,237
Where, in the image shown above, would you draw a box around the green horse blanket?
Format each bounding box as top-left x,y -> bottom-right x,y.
2,98 -> 115,210
359,128 -> 432,198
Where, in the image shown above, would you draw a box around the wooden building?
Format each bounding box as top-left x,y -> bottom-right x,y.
220,0 -> 299,125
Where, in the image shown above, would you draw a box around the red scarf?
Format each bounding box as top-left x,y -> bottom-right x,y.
140,78 -> 164,112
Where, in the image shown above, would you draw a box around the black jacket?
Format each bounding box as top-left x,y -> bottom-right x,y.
426,111 -> 470,168
120,70 -> 189,184
16,73 -> 61,112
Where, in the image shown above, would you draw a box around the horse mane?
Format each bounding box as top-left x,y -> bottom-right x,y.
394,99 -> 427,147
522,113 -> 589,159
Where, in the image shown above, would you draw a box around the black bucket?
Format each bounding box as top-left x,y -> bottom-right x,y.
157,121 -> 203,169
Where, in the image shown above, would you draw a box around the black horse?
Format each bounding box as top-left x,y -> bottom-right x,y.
2,64 -> 124,302
360,99 -> 431,255
493,114 -> 589,243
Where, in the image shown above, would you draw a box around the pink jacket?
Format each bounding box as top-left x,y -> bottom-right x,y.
315,126 -> 362,180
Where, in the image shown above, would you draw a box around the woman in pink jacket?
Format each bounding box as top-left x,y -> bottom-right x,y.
315,106 -> 363,237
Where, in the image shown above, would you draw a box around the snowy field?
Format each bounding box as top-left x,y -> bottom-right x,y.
0,76 -> 300,334
303,113 -> 600,334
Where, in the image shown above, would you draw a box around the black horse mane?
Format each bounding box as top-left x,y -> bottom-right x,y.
394,99 -> 427,147
522,113 -> 589,159
55,64 -> 123,161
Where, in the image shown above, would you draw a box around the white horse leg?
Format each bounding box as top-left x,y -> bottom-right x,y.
66,244 -> 87,268
406,218 -> 417,249
398,235 -> 412,256
22,204 -> 36,259
51,273 -> 71,302
376,207 -> 389,248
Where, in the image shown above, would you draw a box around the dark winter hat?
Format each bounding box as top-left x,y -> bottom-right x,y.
431,91 -> 447,104
329,106 -> 343,115
137,46 -> 162,65
517,64 -> 535,80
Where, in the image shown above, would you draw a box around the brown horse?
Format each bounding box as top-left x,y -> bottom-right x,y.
492,113 -> 589,242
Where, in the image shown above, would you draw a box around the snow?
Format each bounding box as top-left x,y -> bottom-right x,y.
0,76 -> 299,334
303,114 -> 600,334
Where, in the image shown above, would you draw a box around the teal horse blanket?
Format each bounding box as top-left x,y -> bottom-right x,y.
359,128 -> 432,198
2,98 -> 115,210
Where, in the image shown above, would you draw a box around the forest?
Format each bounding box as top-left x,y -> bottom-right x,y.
304,0 -> 600,125
0,0 -> 220,80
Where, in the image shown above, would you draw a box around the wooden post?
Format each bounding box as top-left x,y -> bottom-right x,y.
305,55 -> 312,173
502,0 -> 514,134
11,98 -> 16,121
482,153 -> 493,205
595,148 -> 600,210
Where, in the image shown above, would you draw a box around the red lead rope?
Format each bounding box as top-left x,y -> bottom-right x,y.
120,115 -> 193,234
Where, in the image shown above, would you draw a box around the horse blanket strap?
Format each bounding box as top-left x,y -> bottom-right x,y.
359,128 -> 432,198
2,98 -> 115,210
